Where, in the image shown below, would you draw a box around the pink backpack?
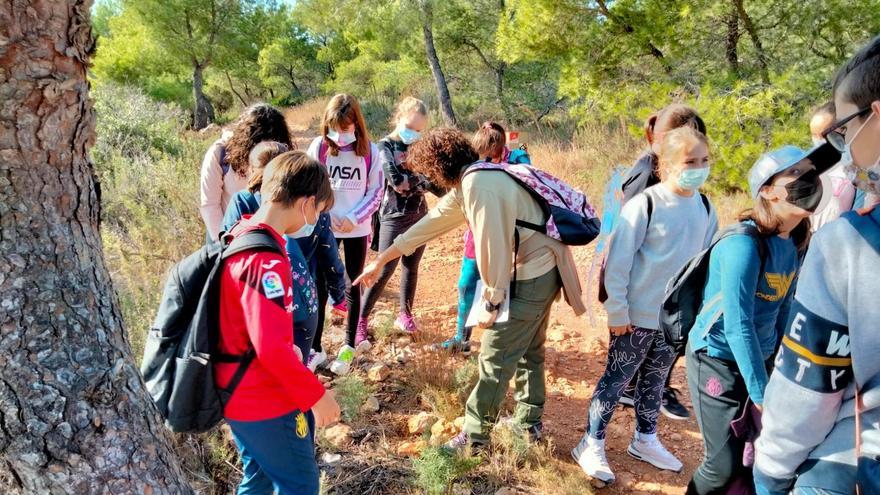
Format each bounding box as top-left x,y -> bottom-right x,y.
462,162 -> 600,246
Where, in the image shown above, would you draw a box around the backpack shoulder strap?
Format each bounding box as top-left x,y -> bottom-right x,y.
222,229 -> 284,260
700,193 -> 711,215
318,138 -> 328,165
218,142 -> 230,176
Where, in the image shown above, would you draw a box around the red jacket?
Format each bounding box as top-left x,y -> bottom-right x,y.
214,219 -> 326,421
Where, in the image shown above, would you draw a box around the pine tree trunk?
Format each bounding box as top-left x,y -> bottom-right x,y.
725,2 -> 740,76
0,2 -> 192,493
733,0 -> 771,85
192,63 -> 215,130
420,1 -> 456,126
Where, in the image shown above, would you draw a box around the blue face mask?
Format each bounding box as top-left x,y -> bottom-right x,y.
291,199 -> 317,239
678,167 -> 710,190
397,124 -> 421,145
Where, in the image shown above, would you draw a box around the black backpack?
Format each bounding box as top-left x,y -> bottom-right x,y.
140,229 -> 283,433
660,222 -> 768,356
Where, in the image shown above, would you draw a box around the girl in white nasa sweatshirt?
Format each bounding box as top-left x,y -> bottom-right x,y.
307,94 -> 383,376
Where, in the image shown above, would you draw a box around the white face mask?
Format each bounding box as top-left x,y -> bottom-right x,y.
327,129 -> 356,147
842,112 -> 880,195
290,199 -> 317,239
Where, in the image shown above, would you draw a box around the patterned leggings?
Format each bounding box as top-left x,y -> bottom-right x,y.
586,327 -> 676,439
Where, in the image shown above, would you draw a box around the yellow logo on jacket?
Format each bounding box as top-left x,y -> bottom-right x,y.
295,412 -> 309,439
756,271 -> 796,302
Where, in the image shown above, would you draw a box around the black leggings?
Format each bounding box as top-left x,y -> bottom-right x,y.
361,214 -> 426,319
336,236 -> 368,347
312,270 -> 331,353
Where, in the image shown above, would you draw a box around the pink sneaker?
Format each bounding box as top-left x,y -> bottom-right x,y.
331,301 -> 348,317
355,317 -> 371,351
394,312 -> 418,334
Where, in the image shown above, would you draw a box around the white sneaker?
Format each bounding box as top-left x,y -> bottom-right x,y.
307,348 -> 327,372
329,345 -> 355,376
571,435 -> 615,484
627,433 -> 683,472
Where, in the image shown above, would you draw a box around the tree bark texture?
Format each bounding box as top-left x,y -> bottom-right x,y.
192,64 -> 215,130
732,0 -> 771,85
0,2 -> 192,493
420,1 -> 457,126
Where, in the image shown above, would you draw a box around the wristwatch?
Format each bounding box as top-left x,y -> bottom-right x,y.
484,300 -> 501,313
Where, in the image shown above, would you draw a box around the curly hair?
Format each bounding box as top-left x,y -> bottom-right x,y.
407,128 -> 478,189
224,103 -> 292,177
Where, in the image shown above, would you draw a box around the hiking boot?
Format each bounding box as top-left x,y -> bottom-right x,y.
438,337 -> 471,355
394,312 -> 418,334
618,383 -> 636,408
526,422 -> 544,443
331,300 -> 348,317
627,433 -> 683,472
661,387 -> 690,420
571,435 -> 615,484
307,348 -> 327,372
329,345 -> 355,376
355,318 -> 372,352
444,431 -> 485,455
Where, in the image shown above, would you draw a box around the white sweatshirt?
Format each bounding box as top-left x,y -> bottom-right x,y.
306,137 -> 383,239
199,131 -> 248,241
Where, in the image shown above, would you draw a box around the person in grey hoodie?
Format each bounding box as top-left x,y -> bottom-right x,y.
754,35 -> 880,495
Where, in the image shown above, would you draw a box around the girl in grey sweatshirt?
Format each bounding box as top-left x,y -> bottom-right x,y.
572,127 -> 718,484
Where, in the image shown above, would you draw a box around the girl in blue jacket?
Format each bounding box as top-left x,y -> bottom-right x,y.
686,143 -> 838,494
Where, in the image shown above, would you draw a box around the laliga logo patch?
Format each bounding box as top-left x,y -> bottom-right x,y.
261,271 -> 285,299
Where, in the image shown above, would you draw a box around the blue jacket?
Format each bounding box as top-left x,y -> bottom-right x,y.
222,190 -> 346,305
689,222 -> 800,405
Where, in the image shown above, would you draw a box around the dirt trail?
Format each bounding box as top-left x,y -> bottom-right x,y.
287,120 -> 700,494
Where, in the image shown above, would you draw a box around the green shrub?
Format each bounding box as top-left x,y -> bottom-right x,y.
412,447 -> 480,495
333,375 -> 373,423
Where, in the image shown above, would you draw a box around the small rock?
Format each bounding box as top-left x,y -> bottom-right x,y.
397,439 -> 427,457
670,432 -> 683,442
408,411 -> 437,435
367,363 -> 390,382
590,478 -> 609,489
362,395 -> 380,413
323,424 -> 352,448
321,452 -> 342,465
617,471 -> 636,486
429,419 -> 457,445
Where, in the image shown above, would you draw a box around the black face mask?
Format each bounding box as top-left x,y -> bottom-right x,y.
783,170 -> 823,212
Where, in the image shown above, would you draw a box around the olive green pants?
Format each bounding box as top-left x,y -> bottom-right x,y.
462,269 -> 562,443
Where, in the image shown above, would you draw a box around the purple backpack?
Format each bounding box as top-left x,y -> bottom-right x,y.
462,162 -> 601,245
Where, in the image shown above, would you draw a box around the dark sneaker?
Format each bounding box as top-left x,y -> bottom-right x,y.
619,384 -> 636,408
526,422 -> 544,443
661,387 -> 690,420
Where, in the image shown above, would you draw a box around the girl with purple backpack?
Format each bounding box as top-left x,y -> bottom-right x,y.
306,94 -> 383,376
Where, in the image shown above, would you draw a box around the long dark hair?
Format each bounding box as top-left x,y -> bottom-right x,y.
225,104 -> 292,177
738,196 -> 812,255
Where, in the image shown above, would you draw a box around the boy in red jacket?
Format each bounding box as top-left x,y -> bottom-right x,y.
216,151 -> 340,495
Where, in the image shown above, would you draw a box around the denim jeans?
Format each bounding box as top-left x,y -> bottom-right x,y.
227,411 -> 319,495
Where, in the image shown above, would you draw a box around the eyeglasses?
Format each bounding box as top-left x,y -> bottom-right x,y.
823,107 -> 872,151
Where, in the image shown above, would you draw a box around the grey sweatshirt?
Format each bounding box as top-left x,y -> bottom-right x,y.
754,209 -> 880,493
604,183 -> 718,329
